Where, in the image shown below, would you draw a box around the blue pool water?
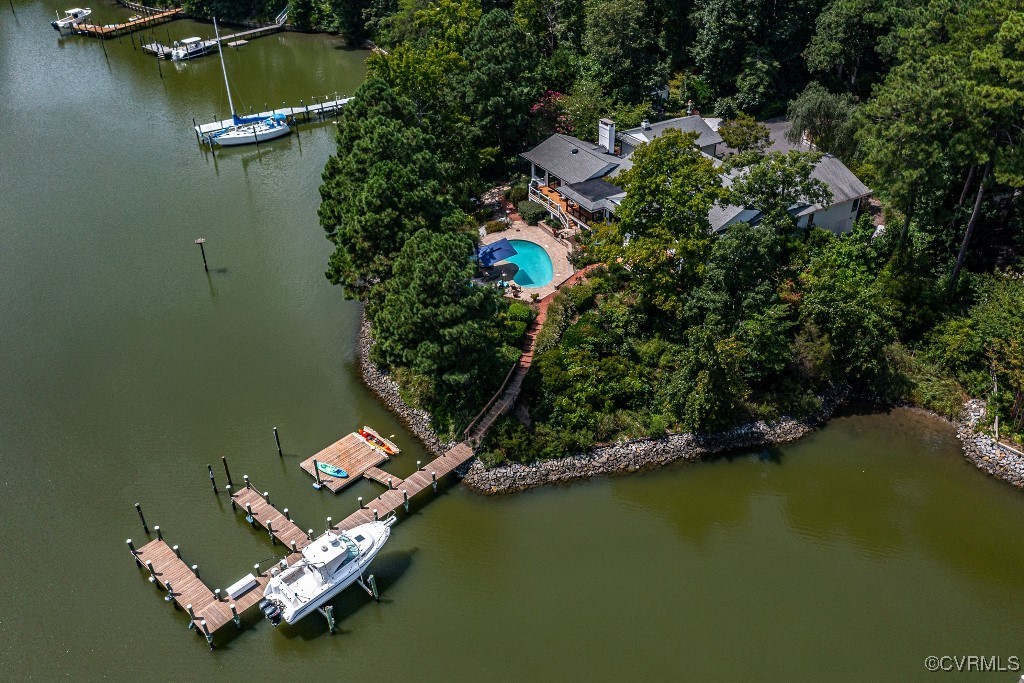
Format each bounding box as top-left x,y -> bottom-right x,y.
503,240 -> 554,288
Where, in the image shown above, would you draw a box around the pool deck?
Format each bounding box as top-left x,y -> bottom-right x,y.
480,222 -> 573,300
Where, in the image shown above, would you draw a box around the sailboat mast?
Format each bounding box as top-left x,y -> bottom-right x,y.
214,18 -> 235,116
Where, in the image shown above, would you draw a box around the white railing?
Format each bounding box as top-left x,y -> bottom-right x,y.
529,183 -> 589,233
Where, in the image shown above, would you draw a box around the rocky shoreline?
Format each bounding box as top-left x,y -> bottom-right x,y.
956,399 -> 1024,489
356,313 -> 451,458
356,316 -> 1024,494
460,387 -> 850,494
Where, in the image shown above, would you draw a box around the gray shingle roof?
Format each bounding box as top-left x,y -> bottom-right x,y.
519,134 -> 625,185
620,115 -> 724,150
811,155 -> 871,204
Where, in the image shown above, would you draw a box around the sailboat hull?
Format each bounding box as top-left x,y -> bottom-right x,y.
214,122 -> 291,146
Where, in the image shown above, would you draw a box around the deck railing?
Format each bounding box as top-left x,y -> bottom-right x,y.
529,182 -> 590,233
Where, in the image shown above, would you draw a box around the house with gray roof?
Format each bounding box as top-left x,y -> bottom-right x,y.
520,115 -> 870,234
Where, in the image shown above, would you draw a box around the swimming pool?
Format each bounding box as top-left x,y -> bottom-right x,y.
502,240 -> 554,288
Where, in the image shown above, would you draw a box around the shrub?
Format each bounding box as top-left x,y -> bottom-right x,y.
518,200 -> 547,225
509,183 -> 528,203
507,301 -> 533,321
484,220 -> 506,234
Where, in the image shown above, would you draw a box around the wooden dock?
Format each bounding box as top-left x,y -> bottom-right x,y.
231,482 -> 311,551
129,536 -> 301,645
142,12 -> 288,59
69,8 -> 183,39
298,431 -> 397,493
193,96 -> 353,138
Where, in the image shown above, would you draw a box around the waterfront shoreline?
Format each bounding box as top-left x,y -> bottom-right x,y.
357,318 -> 1024,494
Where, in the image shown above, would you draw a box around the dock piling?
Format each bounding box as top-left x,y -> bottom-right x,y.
325,516 -> 332,532
267,519 -> 275,543
283,508 -> 290,521
290,540 -> 297,552
323,605 -> 336,634
146,560 -> 156,582
226,485 -> 234,508
357,496 -> 363,510
402,489 -> 409,513
417,460 -> 422,470
432,471 -> 437,492
243,474 -> 250,489
135,503 -> 149,533
372,508 -> 378,521
127,538 -> 136,554
207,464 -> 217,493
231,603 -> 240,628
191,564 -> 200,578
164,581 -> 174,603
245,503 -> 254,526
387,477 -> 393,490
263,491 -> 270,505
368,574 -> 379,602
214,589 -> 222,602
155,525 -> 162,541
173,544 -> 181,559
194,238 -> 208,272
307,528 -> 313,540
312,459 -> 322,489
221,456 -> 233,487
273,427 -> 282,457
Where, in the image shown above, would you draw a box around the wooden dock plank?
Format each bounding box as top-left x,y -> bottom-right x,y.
231,484 -> 311,550
299,432 -> 390,493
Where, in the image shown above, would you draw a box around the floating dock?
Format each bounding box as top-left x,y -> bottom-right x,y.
299,429 -> 400,493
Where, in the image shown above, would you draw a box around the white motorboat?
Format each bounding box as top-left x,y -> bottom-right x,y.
170,36 -> 214,61
204,17 -> 291,147
259,519 -> 395,626
51,7 -> 91,31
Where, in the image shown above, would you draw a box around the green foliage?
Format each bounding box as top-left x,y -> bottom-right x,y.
583,0 -> 667,103
718,113 -> 770,152
594,129 -> 727,318
319,78 -> 455,300
728,151 -> 832,228
369,230 -> 508,427
484,220 -> 506,234
517,200 -> 547,225
787,82 -> 858,159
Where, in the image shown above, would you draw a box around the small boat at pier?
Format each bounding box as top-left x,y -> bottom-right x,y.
358,426 -> 400,455
170,36 -> 215,61
51,7 -> 91,31
259,519 -> 395,626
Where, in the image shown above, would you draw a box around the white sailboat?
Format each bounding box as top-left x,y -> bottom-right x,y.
51,7 -> 91,31
259,518 -> 395,626
205,18 -> 290,147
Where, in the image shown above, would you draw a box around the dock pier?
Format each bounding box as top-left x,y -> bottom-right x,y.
129,433 -> 475,647
68,7 -> 183,39
142,8 -> 289,59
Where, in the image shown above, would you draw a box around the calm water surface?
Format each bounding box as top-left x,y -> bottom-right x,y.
2,3 -> 1023,680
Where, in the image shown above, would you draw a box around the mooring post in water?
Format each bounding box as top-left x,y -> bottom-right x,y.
267,519 -> 275,543
99,32 -> 108,58
357,496 -> 363,510
372,508 -> 378,521
187,603 -> 195,620
165,581 -> 174,603
221,456 -> 233,487
207,464 -> 217,493
273,427 -> 282,457
226,484 -> 234,508
154,525 -> 162,541
387,477 -> 393,491
402,489 -> 409,513
325,516 -> 332,532
432,471 -> 437,492
416,460 -> 422,471
368,575 -> 379,602
214,589 -> 222,602
135,503 -> 149,533
263,491 -> 270,505
194,238 -> 208,272
129,30 -> 136,51
290,540 -> 297,553
231,604 -> 240,627
173,544 -> 181,559
283,507 -> 290,521
146,560 -> 156,582
126,538 -> 136,554
307,528 -> 313,540
243,474 -> 250,490
312,459 -> 322,489
201,619 -> 213,649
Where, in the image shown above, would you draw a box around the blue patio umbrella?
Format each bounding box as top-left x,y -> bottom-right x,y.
477,238 -> 518,267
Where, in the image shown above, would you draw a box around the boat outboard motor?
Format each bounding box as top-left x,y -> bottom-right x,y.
259,598 -> 283,626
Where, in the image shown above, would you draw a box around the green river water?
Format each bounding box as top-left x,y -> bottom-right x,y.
1,3 -> 1023,680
